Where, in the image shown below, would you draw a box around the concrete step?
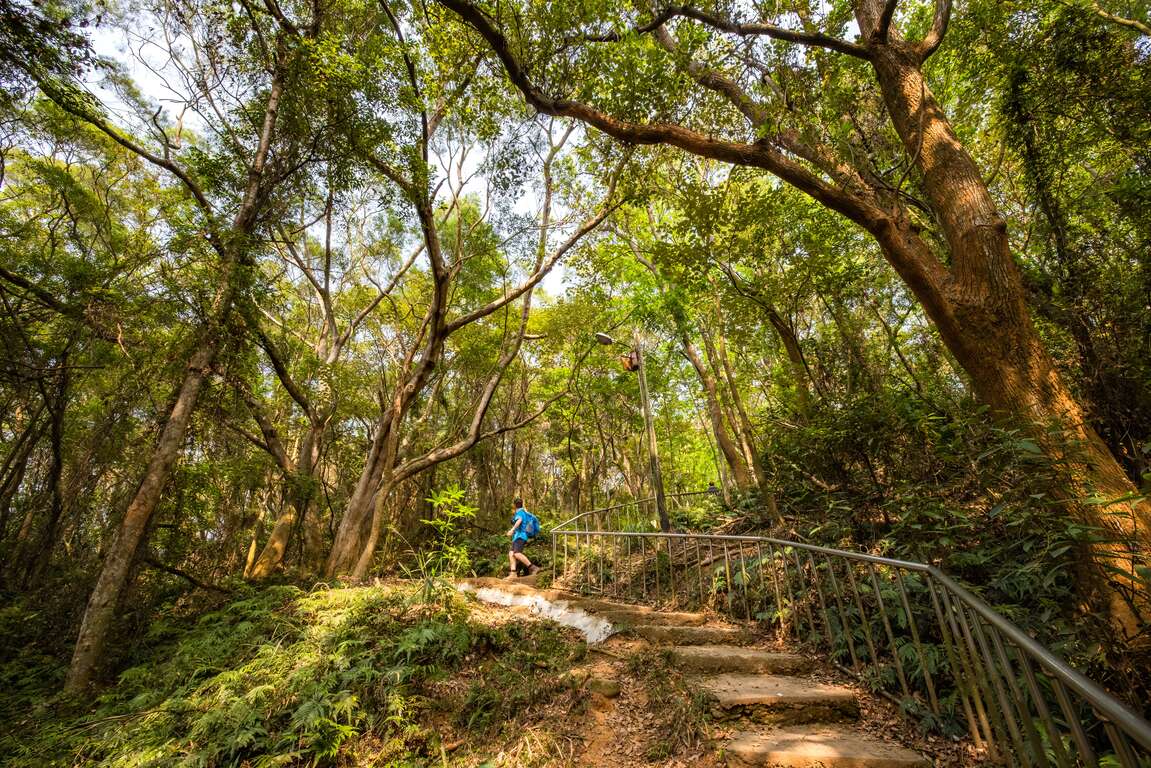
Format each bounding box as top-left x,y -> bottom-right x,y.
598,609 -> 707,627
631,624 -> 752,646
669,645 -> 811,675
722,725 -> 930,768
699,674 -> 859,725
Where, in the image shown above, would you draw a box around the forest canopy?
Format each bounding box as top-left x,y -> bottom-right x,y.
0,0 -> 1148,749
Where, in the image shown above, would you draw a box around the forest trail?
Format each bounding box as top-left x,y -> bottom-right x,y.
461,578 -> 943,767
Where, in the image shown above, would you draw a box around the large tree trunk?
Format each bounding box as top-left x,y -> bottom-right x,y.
64,338 -> 221,693
325,411 -> 390,576
861,23 -> 1151,635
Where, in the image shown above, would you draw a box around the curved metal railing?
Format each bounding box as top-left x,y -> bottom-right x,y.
549,496 -> 1151,767
549,490 -> 712,533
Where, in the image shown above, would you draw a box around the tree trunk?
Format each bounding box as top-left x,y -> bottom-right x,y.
248,422 -> 324,579
703,328 -> 760,478
64,338 -> 221,693
22,369 -> 68,588
710,327 -> 783,524
681,334 -> 754,490
0,410 -> 44,559
765,307 -> 817,415
243,488 -> 270,578
861,25 -> 1151,635
325,411 -> 391,576
248,497 -> 298,579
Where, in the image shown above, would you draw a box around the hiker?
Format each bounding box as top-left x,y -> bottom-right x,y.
506,497 -> 541,579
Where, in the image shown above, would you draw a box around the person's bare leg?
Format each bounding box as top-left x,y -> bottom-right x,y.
508,550 -> 518,575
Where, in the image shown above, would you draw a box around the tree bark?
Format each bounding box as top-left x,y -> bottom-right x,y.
766,309 -> 817,415
709,326 -> 783,524
63,42 -> 285,690
325,410 -> 391,576
247,420 -> 325,579
22,366 -> 68,588
0,408 -> 45,561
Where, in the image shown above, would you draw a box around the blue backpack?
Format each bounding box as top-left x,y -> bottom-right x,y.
520,509 -> 541,539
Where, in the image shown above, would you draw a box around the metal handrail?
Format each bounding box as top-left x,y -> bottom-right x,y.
550,501 -> 1151,766
549,491 -> 711,532
933,570 -> 1151,754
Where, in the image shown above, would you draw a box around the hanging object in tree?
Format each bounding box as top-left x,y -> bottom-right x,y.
620,349 -> 640,372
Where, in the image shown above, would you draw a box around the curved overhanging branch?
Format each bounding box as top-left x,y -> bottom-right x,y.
659,5 -> 872,60
437,0 -> 888,235
576,5 -> 870,60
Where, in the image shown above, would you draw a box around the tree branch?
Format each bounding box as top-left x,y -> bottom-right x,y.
436,0 -> 890,234
916,0 -> 952,61
1085,0 -> 1151,36
875,0 -> 901,42
578,5 -> 870,59
251,324 -> 315,418
142,557 -> 232,593
443,198 -> 619,333
38,82 -> 216,216
0,263 -> 124,344
663,6 -> 871,60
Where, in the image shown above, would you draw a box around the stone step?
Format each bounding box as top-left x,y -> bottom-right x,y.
699,674 -> 859,725
670,645 -> 811,675
598,609 -> 707,627
631,624 -> 752,646
722,726 -> 930,768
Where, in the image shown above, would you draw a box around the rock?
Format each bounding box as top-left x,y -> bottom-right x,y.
560,668 -> 591,688
587,677 -> 622,698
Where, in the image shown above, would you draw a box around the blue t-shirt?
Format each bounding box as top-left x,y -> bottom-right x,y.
512,508 -> 530,542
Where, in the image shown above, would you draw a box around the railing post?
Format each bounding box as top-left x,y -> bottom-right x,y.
824,554 -> 861,672
867,563 -> 911,702
895,572 -> 941,716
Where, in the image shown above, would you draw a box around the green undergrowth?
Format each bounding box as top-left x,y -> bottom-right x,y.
0,583 -> 575,767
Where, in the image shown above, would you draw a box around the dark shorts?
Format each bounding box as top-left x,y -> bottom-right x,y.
511,538 -> 527,554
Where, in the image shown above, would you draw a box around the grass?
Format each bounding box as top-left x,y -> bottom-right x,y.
0,582 -> 576,767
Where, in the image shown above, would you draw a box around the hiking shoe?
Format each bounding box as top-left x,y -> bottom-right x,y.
527,564 -> 541,575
